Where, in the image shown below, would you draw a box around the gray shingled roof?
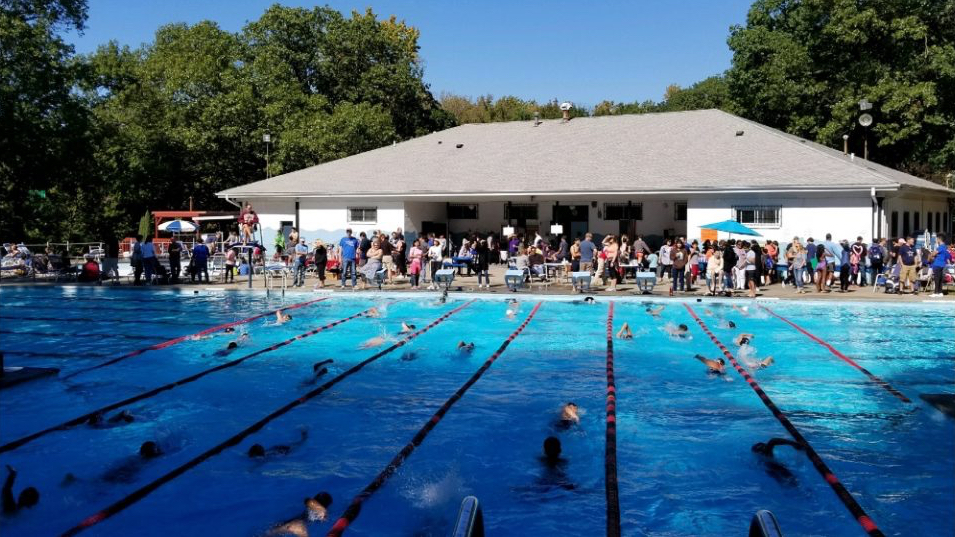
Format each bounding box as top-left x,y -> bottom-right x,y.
219,109 -> 952,197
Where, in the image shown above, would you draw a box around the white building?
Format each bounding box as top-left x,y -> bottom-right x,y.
218,109 -> 953,248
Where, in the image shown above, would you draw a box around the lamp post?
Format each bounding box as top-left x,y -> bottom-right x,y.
263,134 -> 271,178
858,100 -> 873,160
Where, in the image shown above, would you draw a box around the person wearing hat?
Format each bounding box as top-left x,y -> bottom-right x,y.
293,237 -> 309,287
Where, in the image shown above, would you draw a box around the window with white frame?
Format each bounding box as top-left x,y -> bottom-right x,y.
673,202 -> 687,221
603,203 -> 642,220
347,206 -> 377,223
732,205 -> 781,227
448,203 -> 479,219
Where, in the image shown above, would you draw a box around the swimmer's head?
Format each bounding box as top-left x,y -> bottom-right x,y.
313,491 -> 333,508
224,327 -> 235,333
728,321 -> 736,328
718,358 -> 725,365
565,402 -> 578,411
584,297 -> 594,303
543,436 -> 562,461
227,341 -> 238,349
285,315 -> 292,321
139,441 -> 161,458
248,444 -> 266,458
18,487 -> 39,508
678,324 -> 689,332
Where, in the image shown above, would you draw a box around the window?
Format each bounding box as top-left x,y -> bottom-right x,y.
504,203 -> 538,221
447,203 -> 479,219
674,202 -> 687,221
347,207 -> 377,223
891,211 -> 899,238
914,212 -> 920,232
732,205 -> 781,227
903,211 -> 910,237
603,203 -> 643,220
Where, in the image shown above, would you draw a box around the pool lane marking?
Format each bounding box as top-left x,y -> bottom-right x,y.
605,301 -> 622,537
61,296 -> 329,379
59,299 -> 475,536
684,304 -> 886,537
0,300 -> 373,455
756,305 -> 910,403
325,301 -> 542,537
0,315 -> 214,326
0,329 -> 165,342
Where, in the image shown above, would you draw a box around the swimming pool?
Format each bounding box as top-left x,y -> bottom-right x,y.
0,286 -> 952,536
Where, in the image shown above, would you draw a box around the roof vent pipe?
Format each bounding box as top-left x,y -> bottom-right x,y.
843,134 -> 849,155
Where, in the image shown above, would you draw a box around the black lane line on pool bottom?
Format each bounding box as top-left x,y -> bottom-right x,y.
61,296 -> 328,380
684,304 -> 885,537
326,301 -> 543,537
605,302 -> 621,537
757,304 -> 911,403
60,299 -> 475,536
0,300 -> 368,456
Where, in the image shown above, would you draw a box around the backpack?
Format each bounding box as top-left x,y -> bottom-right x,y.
868,244 -> 882,261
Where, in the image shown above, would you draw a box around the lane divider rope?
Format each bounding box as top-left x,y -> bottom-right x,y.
325,301 -> 543,537
60,299 -> 475,536
757,304 -> 910,403
684,304 -> 885,537
0,300 -> 369,455
605,302 -> 621,537
62,297 -> 329,379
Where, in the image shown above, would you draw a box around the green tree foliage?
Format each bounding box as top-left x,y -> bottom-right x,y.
438,93 -> 589,123
726,0 -> 955,180
592,76 -> 735,117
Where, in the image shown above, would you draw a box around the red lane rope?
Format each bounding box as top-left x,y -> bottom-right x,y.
60,300 -> 475,536
757,305 -> 910,403
684,304 -> 885,537
0,301 -> 367,455
605,301 -> 621,537
62,296 -> 329,379
325,302 -> 543,537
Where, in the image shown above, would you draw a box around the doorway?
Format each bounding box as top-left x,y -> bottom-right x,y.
552,204 -> 589,240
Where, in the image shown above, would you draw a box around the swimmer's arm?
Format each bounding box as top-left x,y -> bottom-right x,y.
3,466 -> 17,513
693,354 -> 708,364
765,438 -> 803,453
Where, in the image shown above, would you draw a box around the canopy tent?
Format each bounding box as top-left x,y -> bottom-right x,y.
699,219 -> 762,237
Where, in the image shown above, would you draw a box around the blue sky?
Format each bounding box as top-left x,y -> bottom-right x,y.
66,0 -> 754,106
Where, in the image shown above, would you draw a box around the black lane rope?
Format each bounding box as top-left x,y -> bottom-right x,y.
0,329 -> 164,342
61,296 -> 328,380
0,300 -> 369,455
604,302 -> 621,537
326,302 -> 543,537
757,305 -> 910,403
684,304 -> 885,537
60,299 -> 476,536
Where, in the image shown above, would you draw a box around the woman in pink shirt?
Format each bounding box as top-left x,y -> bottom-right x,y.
408,238 -> 424,289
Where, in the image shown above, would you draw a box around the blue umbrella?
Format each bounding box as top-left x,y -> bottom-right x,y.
158,220 -> 198,233
699,219 -> 762,237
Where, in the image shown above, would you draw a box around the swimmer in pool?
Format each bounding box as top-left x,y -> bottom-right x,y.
101,441 -> 163,483
3,465 -> 39,514
359,336 -> 387,349
366,307 -> 381,318
646,305 -> 664,317
704,308 -> 716,316
732,305 -> 749,316
313,359 -> 333,370
275,310 -> 293,325
615,322 -> 633,339
664,323 -> 690,338
560,403 -> 580,426
734,333 -> 755,346
752,438 -> 804,486
248,430 -> 308,458
506,301 -> 520,319
400,322 -> 416,333
301,361 -> 333,386
457,341 -> 475,351
542,436 -> 563,467
213,341 -> 240,357
694,354 -> 726,374
584,296 -> 595,304
87,410 -> 135,427
267,491 -> 334,536
400,350 -> 418,361
717,319 -> 737,329
108,410 -> 134,424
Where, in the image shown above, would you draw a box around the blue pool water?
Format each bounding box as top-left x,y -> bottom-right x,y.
0,286 -> 952,536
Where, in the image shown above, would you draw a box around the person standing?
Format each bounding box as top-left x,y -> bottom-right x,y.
191,241 -> 210,283
293,238 -> 308,287
357,232 -> 371,267
408,238 -> 424,289
722,240 -> 737,296
744,241 -> 759,298
838,239 -> 852,292
898,236 -> 917,293
131,235 -> 143,285
311,239 -> 327,288
605,235 -> 620,292
805,237 -> 817,284
929,234 -> 952,297
168,238 -> 182,283
868,238 -> 885,286
791,240 -> 807,293
670,240 -> 687,294
659,239 -> 673,281
570,238 -> 581,272
475,239 -> 490,288
579,233 -> 597,274
427,239 -> 443,290
338,229 -> 359,289
850,237 -> 867,286
224,246 -> 236,283
142,237 -> 157,284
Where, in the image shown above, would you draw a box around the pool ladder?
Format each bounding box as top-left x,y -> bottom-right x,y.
451,496 -> 484,537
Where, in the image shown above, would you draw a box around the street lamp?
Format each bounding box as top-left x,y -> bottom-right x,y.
858,100 -> 873,160
263,134 -> 271,178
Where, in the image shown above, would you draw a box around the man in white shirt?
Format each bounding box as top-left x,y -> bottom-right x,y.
427,242 -> 443,290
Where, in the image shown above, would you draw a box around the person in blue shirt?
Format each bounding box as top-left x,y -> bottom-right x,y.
292,238 -> 309,287
930,234 -> 952,297
338,229 -> 359,288
579,233 -> 597,273
897,237 -> 917,293
191,241 -> 210,283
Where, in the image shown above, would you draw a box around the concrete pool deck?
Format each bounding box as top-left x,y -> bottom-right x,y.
3,263 -> 953,303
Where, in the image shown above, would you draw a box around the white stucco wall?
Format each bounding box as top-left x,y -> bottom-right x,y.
686,194 -> 874,243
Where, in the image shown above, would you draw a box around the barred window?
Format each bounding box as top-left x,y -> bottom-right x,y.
347,207 -> 377,223
603,203 -> 642,220
674,202 -> 687,221
732,205 -> 781,227
448,203 -> 479,219
504,203 -> 538,220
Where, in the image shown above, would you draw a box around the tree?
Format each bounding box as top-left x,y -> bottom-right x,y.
726,0 -> 955,180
